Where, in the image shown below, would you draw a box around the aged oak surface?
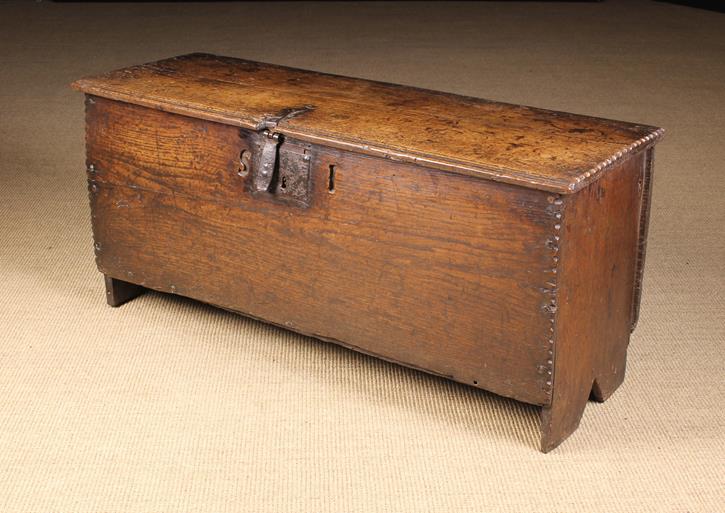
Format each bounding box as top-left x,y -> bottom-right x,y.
72,54 -> 663,451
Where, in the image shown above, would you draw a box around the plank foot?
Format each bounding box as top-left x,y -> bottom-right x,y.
540,345 -> 628,451
104,275 -> 145,307
540,377 -> 592,453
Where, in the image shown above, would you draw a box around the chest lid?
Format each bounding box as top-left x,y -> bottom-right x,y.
71,53 -> 663,194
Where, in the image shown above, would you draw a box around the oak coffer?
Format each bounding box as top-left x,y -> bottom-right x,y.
71,53 -> 663,452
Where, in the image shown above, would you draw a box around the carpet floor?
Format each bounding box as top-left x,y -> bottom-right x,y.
0,1 -> 723,511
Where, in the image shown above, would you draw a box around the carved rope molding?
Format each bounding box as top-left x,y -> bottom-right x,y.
569,127 -> 665,191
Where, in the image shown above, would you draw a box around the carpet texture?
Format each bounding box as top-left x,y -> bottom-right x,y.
0,1 -> 723,511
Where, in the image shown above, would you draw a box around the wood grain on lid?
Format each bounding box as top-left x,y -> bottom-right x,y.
72,53 -> 664,193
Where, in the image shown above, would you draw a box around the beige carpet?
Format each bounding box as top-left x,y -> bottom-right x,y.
1,1 -> 723,511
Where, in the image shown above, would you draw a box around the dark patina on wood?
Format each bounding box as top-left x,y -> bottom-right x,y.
72,53 -> 663,452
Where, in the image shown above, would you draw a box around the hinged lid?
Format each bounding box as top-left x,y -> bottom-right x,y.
71,53 -> 664,194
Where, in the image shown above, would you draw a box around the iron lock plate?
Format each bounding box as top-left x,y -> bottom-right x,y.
252,130 -> 312,208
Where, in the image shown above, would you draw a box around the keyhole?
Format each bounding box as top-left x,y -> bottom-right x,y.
328,164 -> 336,193
281,175 -> 287,190
238,149 -> 251,177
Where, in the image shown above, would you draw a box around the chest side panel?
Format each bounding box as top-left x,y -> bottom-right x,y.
86,97 -> 559,405
540,153 -> 645,450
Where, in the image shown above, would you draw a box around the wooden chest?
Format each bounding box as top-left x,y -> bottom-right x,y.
72,53 -> 663,451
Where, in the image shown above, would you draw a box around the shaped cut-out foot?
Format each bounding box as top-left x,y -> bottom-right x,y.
591,347 -> 628,402
540,377 -> 592,453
